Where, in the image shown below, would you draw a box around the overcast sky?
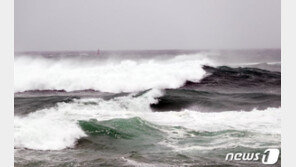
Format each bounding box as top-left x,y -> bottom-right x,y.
15,0 -> 280,51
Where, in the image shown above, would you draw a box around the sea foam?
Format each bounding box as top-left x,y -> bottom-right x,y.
14,89 -> 281,150
14,55 -> 210,93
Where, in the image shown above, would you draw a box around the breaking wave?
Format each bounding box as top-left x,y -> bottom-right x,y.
14,54 -> 211,93
14,89 -> 280,151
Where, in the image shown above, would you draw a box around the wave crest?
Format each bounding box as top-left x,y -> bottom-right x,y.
14,90 -> 280,150
14,55 -> 210,93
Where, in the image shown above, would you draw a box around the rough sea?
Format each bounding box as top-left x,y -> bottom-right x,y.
14,49 -> 281,167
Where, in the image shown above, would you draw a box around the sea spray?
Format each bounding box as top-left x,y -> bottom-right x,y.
14,55 -> 211,93
14,89 -> 280,150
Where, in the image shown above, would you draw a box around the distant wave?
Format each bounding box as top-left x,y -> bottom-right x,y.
151,89 -> 280,112
14,54 -> 281,94
183,65 -> 281,93
234,62 -> 281,72
14,54 -> 211,93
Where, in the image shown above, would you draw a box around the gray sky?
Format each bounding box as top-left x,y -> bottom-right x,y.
15,0 -> 280,51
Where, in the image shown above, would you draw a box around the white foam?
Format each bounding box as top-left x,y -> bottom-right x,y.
14,55 -> 211,93
14,90 -> 281,150
14,110 -> 86,150
122,157 -> 163,167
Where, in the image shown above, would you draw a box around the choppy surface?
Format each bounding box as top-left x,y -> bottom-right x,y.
14,49 -> 281,167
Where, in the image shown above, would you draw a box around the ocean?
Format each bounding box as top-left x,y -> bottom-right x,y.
14,49 -> 281,167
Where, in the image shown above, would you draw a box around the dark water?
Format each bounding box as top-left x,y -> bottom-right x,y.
14,49 -> 281,167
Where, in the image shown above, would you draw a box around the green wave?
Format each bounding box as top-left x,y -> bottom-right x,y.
77,117 -> 280,155
78,117 -> 162,139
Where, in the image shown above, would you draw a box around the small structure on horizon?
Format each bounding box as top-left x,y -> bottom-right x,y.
97,49 -> 100,56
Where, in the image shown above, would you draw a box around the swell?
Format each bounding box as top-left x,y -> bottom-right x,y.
14,62 -> 281,95
14,65 -> 281,114
76,117 -> 280,154
14,105 -> 281,151
77,117 -> 162,141
14,96 -> 77,115
151,65 -> 281,112
14,88 -> 281,149
15,114 -> 281,166
182,65 -> 281,94
151,89 -> 280,112
14,89 -> 280,115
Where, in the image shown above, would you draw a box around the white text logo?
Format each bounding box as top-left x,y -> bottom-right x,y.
225,148 -> 280,164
